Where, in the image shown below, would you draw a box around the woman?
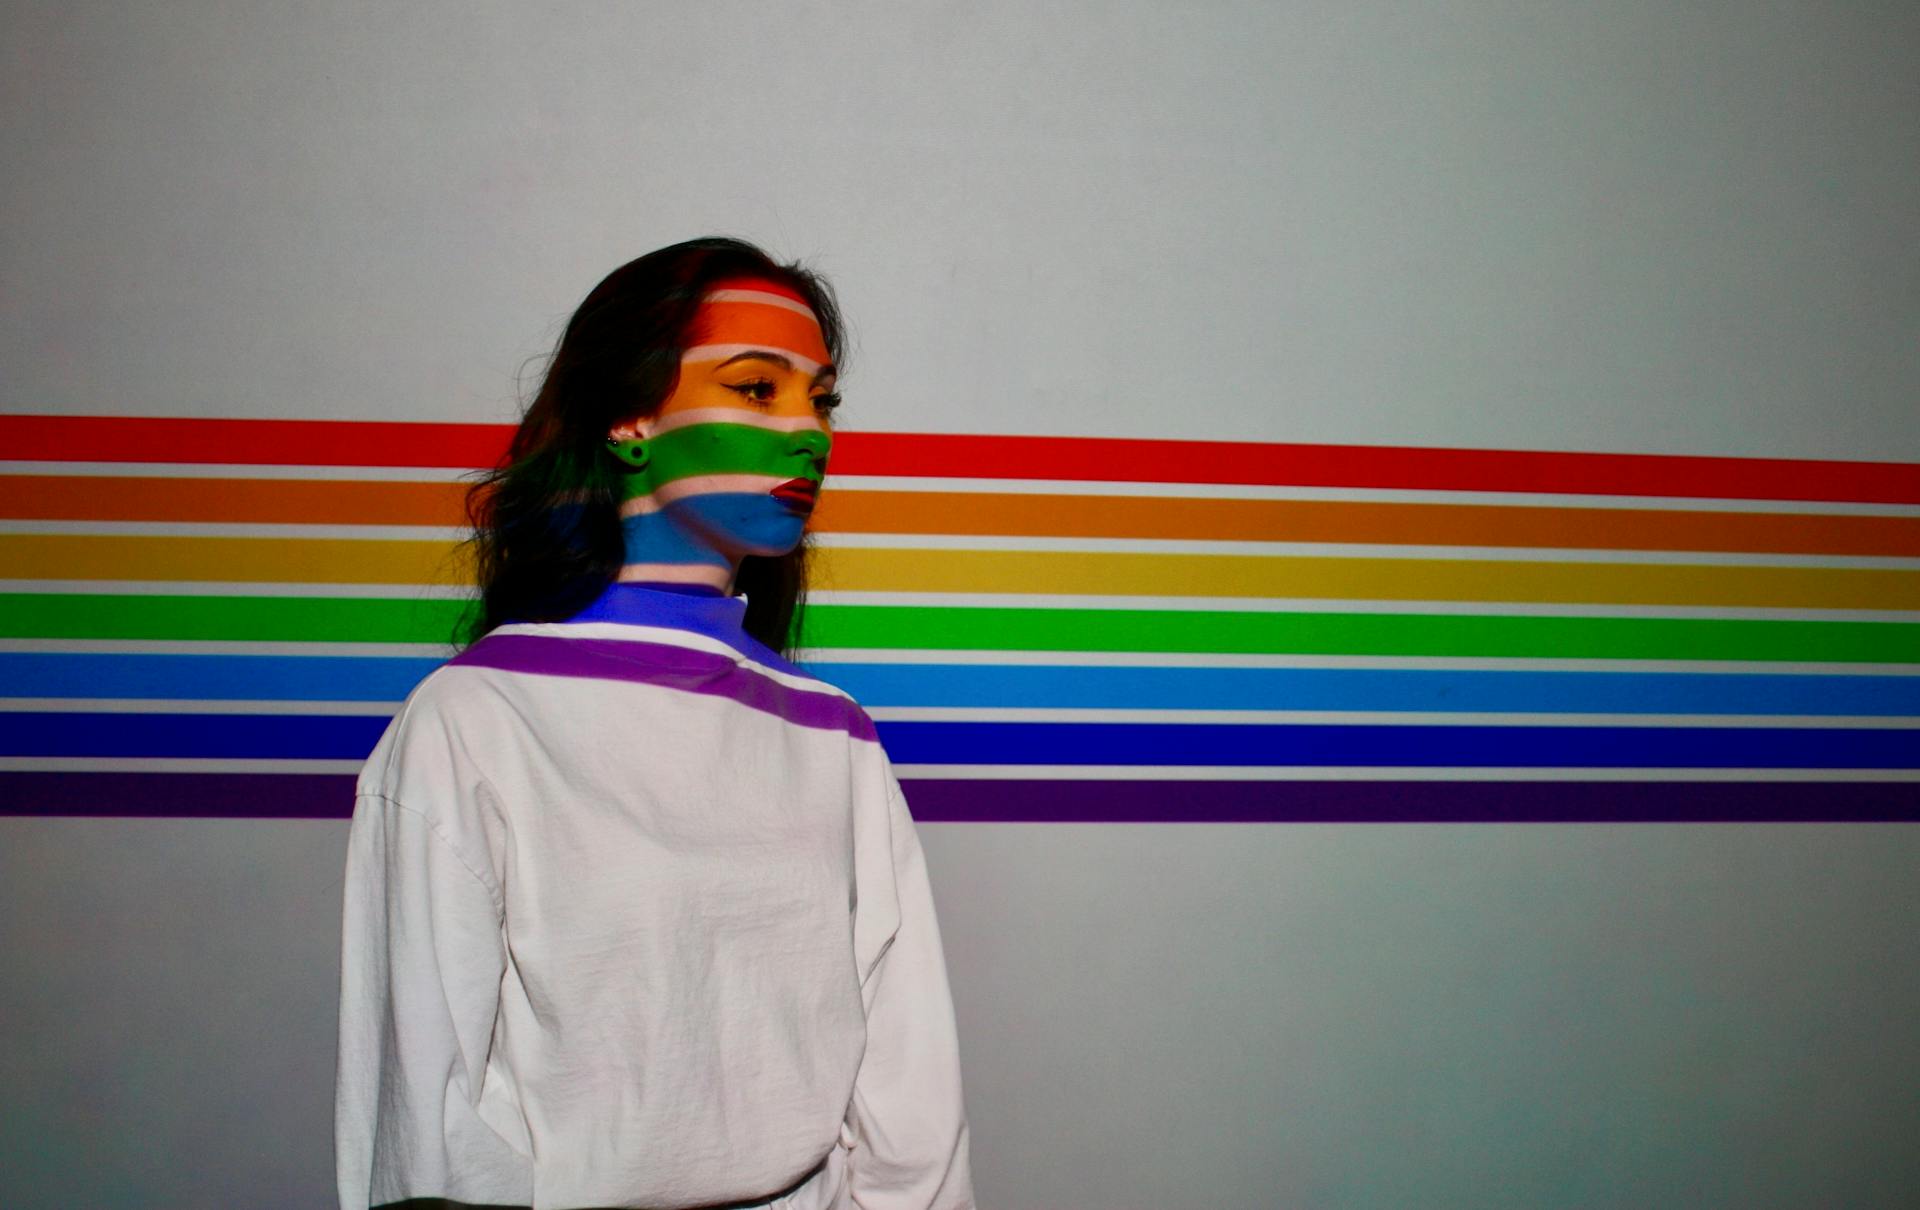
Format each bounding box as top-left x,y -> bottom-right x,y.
335,237 -> 975,1209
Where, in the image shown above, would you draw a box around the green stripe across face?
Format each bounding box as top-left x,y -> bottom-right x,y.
609,421 -> 830,501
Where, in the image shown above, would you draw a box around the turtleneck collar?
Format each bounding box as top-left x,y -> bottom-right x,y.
560,581 -> 803,677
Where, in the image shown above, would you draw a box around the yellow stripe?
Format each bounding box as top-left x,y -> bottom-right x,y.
6,534 -> 1916,609
0,534 -> 470,585
813,548 -> 1920,610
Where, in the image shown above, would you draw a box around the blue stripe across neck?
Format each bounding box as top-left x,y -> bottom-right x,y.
561,582 -> 805,679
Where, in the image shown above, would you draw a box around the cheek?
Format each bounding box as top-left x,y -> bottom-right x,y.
675,493 -> 808,553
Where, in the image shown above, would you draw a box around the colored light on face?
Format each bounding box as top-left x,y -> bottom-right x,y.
606,278 -> 837,582
684,277 -> 835,379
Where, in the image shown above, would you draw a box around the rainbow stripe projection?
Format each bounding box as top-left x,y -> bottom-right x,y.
2,414 -> 1916,822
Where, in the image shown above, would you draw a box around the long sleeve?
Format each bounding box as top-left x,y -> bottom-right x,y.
843,763 -> 976,1209
335,791 -> 533,1209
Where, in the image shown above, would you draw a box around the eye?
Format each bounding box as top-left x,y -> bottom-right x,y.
728,378 -> 777,404
812,391 -> 842,414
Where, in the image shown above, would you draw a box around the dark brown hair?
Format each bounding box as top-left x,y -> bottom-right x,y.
458,236 -> 847,655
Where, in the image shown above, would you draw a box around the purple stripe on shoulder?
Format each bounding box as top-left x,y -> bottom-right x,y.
449,634 -> 876,740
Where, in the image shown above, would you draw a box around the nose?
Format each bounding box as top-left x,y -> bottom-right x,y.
789,426 -> 830,476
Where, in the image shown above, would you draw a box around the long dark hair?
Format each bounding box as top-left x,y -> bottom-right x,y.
458,236 -> 847,655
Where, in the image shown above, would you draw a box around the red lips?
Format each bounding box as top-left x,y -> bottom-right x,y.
771,478 -> 817,508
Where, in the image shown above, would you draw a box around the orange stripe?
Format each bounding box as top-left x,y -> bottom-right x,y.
812,492 -> 1920,557
688,301 -> 830,365
0,534 -> 468,584
0,476 -> 469,526
6,476 -> 1920,557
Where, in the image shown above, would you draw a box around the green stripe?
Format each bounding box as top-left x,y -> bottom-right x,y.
798,605 -> 1920,664
616,423 -> 828,500
0,593 -> 469,644
3,594 -> 1915,663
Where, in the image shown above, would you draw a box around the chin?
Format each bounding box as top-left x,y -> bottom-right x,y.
696,497 -> 810,558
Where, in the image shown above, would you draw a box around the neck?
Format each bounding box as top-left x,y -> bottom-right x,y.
614,474 -> 743,595
617,566 -> 736,595
619,578 -> 729,597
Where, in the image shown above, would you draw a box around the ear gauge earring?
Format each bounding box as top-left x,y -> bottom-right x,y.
605,436 -> 652,470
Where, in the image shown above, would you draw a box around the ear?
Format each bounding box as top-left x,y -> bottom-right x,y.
607,419 -> 651,441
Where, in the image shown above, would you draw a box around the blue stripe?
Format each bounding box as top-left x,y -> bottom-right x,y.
806,663 -> 1920,717
3,713 -> 389,759
561,581 -> 804,678
7,653 -> 1920,716
870,722 -> 1918,769
0,654 -> 443,701
4,713 -> 1913,768
617,500 -> 806,571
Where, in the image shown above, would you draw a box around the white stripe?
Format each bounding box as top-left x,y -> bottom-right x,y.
701,288 -> 820,319
0,639 -> 453,657
800,589 -> 1920,622
484,620 -> 856,701
614,563 -> 732,589
0,579 -> 476,599
681,344 -> 826,377
821,475 -> 1920,516
0,698 -> 403,715
649,407 -> 826,436
1,460 -> 477,482
796,649 -> 1920,675
890,764 -> 1920,782
809,532 -> 1920,569
618,474 -> 793,516
863,707 -> 1920,728
0,756 -> 365,773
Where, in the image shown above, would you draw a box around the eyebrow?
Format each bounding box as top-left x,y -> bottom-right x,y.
714,350 -> 837,385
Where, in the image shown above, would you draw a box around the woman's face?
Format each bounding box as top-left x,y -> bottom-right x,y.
606,278 -> 837,570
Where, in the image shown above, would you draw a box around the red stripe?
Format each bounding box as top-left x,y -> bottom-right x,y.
832,433 -> 1920,502
1,415 -> 507,469
4,414 -> 1916,503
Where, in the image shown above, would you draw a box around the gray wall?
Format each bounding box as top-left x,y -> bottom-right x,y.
4,2 -> 1918,1206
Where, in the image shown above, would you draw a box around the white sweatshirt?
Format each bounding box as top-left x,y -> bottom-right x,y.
334,584 -> 974,1209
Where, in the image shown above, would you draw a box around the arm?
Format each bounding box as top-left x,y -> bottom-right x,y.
334,792 -> 532,1209
844,763 -> 976,1210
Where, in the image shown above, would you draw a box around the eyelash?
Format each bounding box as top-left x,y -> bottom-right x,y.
730,379 -> 842,414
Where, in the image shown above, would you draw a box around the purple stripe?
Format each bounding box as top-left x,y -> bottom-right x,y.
3,774 -> 1914,822
450,634 -> 877,740
899,779 -> 1920,822
0,772 -> 359,818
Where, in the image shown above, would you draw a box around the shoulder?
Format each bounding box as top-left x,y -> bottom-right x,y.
737,648 -> 883,746
355,658 -> 514,804
353,659 -> 525,871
